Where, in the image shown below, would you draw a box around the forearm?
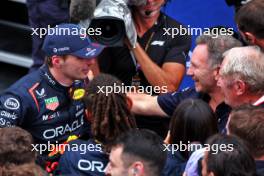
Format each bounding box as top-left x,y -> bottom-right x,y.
127,92 -> 168,117
131,43 -> 183,92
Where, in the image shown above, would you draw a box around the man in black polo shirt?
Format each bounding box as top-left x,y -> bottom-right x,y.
98,0 -> 191,137
98,0 -> 191,92
129,34 -> 242,132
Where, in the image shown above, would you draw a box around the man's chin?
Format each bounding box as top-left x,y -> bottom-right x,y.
75,74 -> 86,80
79,76 -> 87,80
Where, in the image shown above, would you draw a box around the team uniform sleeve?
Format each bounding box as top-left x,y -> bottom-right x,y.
157,88 -> 198,116
163,30 -> 192,66
56,151 -> 73,175
0,94 -> 25,127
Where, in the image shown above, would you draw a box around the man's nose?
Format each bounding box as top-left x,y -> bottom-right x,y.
186,67 -> 193,76
217,77 -> 222,87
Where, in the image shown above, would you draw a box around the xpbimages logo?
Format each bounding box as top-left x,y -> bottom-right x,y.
31,25 -> 102,38
163,141 -> 234,154
163,25 -> 234,38
96,83 -> 168,96
31,141 -> 102,155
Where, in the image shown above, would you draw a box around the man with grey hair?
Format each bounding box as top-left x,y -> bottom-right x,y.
128,34 -> 242,132
217,46 -> 264,108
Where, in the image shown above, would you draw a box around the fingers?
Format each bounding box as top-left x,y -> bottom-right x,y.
87,70 -> 94,81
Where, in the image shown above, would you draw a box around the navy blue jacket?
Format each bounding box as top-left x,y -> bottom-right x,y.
157,88 -> 231,132
256,160 -> 264,176
0,65 -> 90,145
57,139 -> 109,176
162,148 -> 187,176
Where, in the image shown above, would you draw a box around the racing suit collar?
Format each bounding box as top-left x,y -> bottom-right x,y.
40,64 -> 69,91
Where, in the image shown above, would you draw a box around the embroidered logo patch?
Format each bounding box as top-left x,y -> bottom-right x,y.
36,88 -> 46,98
45,97 -> 59,111
72,89 -> 85,100
4,98 -> 20,110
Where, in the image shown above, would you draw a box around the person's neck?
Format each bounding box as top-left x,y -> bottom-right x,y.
245,93 -> 263,105
208,87 -> 225,112
133,11 -> 160,37
49,67 -> 73,87
255,38 -> 264,51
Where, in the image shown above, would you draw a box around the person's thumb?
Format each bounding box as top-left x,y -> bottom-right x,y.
87,70 -> 94,81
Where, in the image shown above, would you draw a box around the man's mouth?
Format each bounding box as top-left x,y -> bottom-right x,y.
82,69 -> 89,74
143,3 -> 159,10
192,77 -> 199,82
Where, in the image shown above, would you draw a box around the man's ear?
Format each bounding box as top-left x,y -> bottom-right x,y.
243,32 -> 257,45
129,162 -> 144,176
51,55 -> 64,67
213,66 -> 221,81
234,79 -> 246,96
126,96 -> 133,110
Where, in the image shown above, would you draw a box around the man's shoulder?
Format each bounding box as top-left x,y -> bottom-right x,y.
61,139 -> 108,165
1,69 -> 49,105
6,70 -> 42,92
166,87 -> 199,99
0,70 -> 44,127
59,139 -> 108,176
157,87 -> 200,116
160,13 -> 192,45
161,13 -> 184,28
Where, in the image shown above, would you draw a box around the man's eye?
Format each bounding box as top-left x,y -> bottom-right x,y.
190,63 -> 196,68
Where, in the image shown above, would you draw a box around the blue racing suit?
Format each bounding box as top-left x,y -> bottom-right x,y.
0,65 -> 90,145
57,139 -> 109,176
